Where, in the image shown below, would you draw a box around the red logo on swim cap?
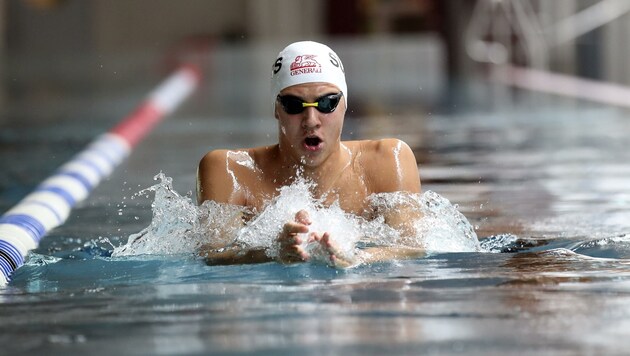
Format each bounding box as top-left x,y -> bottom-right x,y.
290,54 -> 322,76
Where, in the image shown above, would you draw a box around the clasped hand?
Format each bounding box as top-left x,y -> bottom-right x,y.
276,210 -> 355,268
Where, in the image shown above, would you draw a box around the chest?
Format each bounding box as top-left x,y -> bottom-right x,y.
244,165 -> 371,216
319,172 -> 371,215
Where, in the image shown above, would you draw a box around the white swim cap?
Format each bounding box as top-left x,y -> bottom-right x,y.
271,41 -> 347,106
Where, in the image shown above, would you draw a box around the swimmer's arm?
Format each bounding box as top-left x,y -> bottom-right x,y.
340,204 -> 425,266
197,149 -> 266,264
383,198 -> 424,239
311,238 -> 424,268
201,211 -> 311,266
353,206 -> 425,264
196,206 -> 271,265
200,245 -> 272,265
197,149 -> 245,205
307,232 -> 423,268
362,137 -> 426,262
372,139 -> 425,242
316,138 -> 426,267
311,204 -> 425,268
200,221 -> 311,266
371,138 -> 422,194
358,246 -> 425,264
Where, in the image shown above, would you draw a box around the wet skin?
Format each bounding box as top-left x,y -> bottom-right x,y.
197,82 -> 424,267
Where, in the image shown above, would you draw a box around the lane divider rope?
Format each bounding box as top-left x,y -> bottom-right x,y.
0,65 -> 201,286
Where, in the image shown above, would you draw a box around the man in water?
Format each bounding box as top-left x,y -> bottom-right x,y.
197,41 -> 422,267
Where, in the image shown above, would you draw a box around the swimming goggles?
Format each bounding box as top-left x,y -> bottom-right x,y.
276,92 -> 343,115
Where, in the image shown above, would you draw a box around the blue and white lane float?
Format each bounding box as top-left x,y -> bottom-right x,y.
0,65 -> 201,286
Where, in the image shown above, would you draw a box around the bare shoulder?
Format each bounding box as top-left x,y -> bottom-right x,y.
347,138 -> 420,194
347,138 -> 415,162
198,148 -> 251,179
197,149 -> 232,204
201,148 -> 254,166
196,147 -> 262,205
367,138 -> 411,152
199,148 -> 230,167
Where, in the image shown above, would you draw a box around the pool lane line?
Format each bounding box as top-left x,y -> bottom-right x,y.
0,65 -> 201,286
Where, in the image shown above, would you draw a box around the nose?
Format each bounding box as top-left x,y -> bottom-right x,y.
301,107 -> 321,130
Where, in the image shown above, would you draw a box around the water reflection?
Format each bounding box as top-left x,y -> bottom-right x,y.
4,90 -> 630,354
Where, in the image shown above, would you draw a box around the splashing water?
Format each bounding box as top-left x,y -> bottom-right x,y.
368,190 -> 481,253
113,173 -> 480,261
112,173 -> 246,257
237,178 -> 363,263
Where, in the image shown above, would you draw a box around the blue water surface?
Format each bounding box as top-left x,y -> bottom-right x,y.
2,87 -> 630,354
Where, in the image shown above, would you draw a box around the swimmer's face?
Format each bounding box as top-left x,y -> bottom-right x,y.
275,82 -> 346,167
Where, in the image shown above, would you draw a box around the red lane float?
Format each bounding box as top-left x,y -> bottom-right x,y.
0,65 -> 201,286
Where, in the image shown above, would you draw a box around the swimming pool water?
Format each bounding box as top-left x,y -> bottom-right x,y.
2,93 -> 630,354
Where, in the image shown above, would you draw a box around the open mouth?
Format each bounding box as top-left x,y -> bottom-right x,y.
304,136 -> 323,150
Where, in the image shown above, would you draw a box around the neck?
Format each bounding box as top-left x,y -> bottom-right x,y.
275,142 -> 351,192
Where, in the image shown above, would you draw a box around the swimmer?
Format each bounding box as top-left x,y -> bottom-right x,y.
197,41 -> 423,267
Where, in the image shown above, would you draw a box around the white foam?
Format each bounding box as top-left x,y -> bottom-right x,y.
113,173 -> 481,260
